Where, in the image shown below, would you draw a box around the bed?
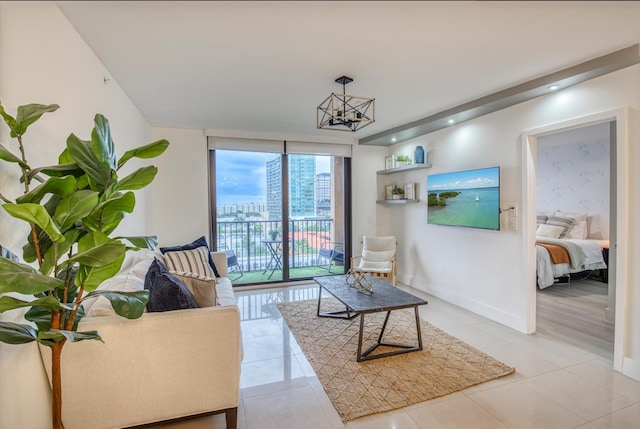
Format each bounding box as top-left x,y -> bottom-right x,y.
536,237 -> 608,289
535,211 -> 608,289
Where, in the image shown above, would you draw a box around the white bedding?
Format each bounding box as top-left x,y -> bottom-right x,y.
536,238 -> 608,289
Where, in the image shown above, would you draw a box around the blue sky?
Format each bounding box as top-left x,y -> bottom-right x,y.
427,167 -> 499,191
216,151 -> 330,205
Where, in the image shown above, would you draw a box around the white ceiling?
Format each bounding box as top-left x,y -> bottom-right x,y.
58,1 -> 640,142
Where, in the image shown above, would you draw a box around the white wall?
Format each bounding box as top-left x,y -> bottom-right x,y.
537,122 -> 610,239
150,127 -> 210,247
367,65 -> 639,337
0,3 -> 153,428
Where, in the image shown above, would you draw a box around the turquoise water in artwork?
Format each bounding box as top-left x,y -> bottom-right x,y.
428,187 -> 500,230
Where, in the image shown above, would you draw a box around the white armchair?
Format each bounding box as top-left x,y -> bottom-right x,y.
350,236 -> 397,286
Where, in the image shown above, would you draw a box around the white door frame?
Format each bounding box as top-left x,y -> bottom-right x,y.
521,107 -> 630,372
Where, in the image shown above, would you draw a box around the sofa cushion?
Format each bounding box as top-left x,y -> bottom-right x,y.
83,274 -> 146,317
215,277 -> 236,307
163,246 -> 215,278
160,236 -> 220,277
144,258 -> 198,312
171,272 -> 217,307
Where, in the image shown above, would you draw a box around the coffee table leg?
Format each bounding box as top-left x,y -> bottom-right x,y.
359,306 -> 423,361
415,306 -> 423,351
357,312 -> 366,362
317,285 -> 357,319
377,311 -> 392,344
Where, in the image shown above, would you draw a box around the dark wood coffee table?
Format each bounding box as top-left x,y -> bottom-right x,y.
314,276 -> 428,362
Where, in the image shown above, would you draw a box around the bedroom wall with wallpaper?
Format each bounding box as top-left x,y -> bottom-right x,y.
536,122 -> 610,240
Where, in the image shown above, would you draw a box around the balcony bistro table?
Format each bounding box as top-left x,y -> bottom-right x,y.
262,239 -> 283,279
314,276 -> 428,362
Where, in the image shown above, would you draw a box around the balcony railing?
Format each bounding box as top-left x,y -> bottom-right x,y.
216,218 -> 342,284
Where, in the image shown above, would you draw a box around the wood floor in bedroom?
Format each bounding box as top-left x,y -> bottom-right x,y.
536,277 -> 614,362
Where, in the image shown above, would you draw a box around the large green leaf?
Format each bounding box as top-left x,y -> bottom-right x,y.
37,329 -> 102,346
90,114 -> 116,170
117,139 -> 169,169
58,147 -> 74,164
0,257 -> 65,294
25,163 -> 84,183
84,192 -> 134,233
53,189 -> 99,232
0,104 -> 19,136
76,252 -> 125,292
40,229 -> 82,276
118,235 -> 158,250
112,166 -> 157,191
84,290 -> 149,319
0,295 -> 72,313
22,225 -> 53,263
14,103 -> 60,137
3,203 -> 63,242
16,176 -> 76,204
0,143 -> 29,169
24,306 -> 52,332
0,322 -> 37,344
69,234 -> 125,268
67,134 -> 112,190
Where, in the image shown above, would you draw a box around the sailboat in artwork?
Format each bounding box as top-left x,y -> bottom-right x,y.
475,194 -> 480,202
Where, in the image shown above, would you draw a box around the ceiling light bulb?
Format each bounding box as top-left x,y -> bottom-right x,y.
448,119 -> 455,124
548,84 -> 560,91
391,137 -> 397,142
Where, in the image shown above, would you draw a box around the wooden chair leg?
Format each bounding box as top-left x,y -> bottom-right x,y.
225,407 -> 237,429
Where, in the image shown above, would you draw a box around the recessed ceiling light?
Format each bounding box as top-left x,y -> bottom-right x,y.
448,119 -> 455,124
548,84 -> 561,91
391,137 -> 397,142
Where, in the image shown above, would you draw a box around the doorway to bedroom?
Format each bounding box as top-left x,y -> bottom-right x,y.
532,120 -> 616,362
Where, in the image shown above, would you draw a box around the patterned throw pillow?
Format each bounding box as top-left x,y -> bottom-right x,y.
163,246 -> 215,278
144,258 -> 198,312
160,236 -> 220,277
545,216 -> 576,238
536,215 -> 548,225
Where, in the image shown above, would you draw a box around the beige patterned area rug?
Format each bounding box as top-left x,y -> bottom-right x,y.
277,298 -> 514,422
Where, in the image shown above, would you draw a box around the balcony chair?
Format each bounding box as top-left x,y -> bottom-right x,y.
317,241 -> 345,273
224,247 -> 243,279
350,236 -> 397,286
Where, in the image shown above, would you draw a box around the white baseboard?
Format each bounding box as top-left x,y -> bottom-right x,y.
407,278 -> 526,333
622,357 -> 640,381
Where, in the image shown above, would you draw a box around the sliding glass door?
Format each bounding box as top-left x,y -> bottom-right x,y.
209,140 -> 350,286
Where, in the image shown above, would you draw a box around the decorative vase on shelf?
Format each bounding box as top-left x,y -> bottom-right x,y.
414,145 -> 425,164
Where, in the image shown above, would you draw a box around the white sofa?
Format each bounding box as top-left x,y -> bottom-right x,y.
40,251 -> 242,429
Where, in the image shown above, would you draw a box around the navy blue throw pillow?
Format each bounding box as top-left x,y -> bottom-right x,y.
144,258 -> 198,312
159,236 -> 220,277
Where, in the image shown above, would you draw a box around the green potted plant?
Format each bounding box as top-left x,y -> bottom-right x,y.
391,185 -> 405,200
0,101 -> 169,429
394,153 -> 411,167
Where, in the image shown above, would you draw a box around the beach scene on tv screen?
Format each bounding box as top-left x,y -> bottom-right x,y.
427,167 -> 500,230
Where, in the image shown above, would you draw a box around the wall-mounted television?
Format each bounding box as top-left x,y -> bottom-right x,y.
427,166 -> 500,230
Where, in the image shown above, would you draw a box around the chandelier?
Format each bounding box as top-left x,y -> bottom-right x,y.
317,76 -> 375,132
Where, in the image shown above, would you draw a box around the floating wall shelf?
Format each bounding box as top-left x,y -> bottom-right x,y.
377,164 -> 431,175
376,199 -> 420,205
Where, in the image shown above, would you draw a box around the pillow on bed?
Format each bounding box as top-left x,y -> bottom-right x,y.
555,210 -> 588,222
537,224 -> 565,239
546,216 -> 576,238
565,220 -> 588,239
536,215 -> 548,225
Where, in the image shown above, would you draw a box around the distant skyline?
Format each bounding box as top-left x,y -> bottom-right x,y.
428,167 -> 499,191
216,151 -> 330,205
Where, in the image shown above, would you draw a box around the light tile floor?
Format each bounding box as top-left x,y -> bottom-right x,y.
159,283 -> 640,429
